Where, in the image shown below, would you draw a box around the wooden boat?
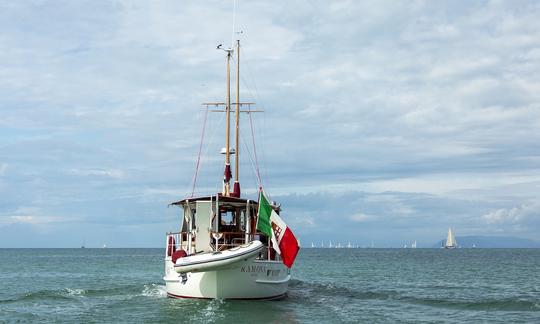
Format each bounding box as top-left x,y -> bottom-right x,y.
163,40 -> 297,299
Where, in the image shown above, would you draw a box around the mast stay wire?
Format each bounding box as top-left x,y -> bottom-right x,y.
230,52 -> 266,184
240,129 -> 263,195
187,105 -> 226,198
233,42 -> 270,196
189,105 -> 209,197
203,109 -> 225,196
230,3 -> 273,199
203,110 -> 226,196
229,38 -> 275,197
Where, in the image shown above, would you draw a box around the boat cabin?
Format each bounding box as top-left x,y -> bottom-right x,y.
166,195 -> 281,261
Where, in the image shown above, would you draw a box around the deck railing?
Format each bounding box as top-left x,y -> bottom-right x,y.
165,231 -> 281,261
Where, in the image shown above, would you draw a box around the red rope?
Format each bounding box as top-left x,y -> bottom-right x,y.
248,111 -> 263,189
190,106 -> 209,197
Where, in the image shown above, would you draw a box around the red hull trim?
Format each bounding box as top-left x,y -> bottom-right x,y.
166,292 -> 287,301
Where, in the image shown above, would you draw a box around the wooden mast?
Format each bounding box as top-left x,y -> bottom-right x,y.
233,39 -> 241,197
223,49 -> 232,196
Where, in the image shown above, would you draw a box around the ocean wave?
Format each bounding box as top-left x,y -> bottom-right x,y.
0,282 -> 166,304
288,279 -> 540,311
0,288 -> 83,304
65,288 -> 86,296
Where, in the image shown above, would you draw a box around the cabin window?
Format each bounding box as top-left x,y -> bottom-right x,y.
190,209 -> 196,229
221,210 -> 235,226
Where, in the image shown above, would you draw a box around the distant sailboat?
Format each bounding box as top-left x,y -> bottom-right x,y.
81,238 -> 86,249
444,228 -> 457,249
411,240 -> 417,249
311,242 -> 315,248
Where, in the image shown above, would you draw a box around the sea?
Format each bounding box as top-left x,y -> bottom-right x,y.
1,248 -> 539,323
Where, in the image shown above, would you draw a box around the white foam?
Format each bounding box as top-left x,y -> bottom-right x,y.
141,283 -> 167,298
202,299 -> 225,320
64,288 -> 86,296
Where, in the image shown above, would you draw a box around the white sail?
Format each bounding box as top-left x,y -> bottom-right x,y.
445,228 -> 457,248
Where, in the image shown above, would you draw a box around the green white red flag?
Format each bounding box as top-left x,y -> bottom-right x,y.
257,191 -> 299,268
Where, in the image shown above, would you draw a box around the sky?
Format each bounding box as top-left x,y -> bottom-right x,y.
1,1 -> 539,247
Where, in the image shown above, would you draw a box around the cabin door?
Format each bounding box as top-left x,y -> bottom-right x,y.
195,201 -> 213,252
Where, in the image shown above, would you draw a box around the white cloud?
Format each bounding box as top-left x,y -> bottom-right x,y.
1,215 -> 66,226
69,168 -> 125,179
350,213 -> 376,223
1,1 -> 540,246
482,203 -> 540,225
482,207 -> 522,224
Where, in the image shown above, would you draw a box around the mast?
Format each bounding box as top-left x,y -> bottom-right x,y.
208,42 -> 259,197
232,39 -> 241,197
223,48 -> 233,196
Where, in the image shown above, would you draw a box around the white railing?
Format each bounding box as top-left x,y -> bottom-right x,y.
166,231 -> 281,261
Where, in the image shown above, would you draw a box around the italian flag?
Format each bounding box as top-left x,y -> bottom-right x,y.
257,191 -> 300,268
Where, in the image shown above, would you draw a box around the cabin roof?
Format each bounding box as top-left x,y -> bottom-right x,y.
170,195 -> 256,206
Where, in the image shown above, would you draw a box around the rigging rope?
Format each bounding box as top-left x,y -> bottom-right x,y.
190,105 -> 209,197
230,51 -> 265,192
248,111 -> 263,190
240,131 -> 263,194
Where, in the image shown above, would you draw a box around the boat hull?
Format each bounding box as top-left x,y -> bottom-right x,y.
164,258 -> 290,299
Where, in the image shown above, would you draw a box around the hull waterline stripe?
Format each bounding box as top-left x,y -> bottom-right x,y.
166,292 -> 287,300
255,275 -> 291,284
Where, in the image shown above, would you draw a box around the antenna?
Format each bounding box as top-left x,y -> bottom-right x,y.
231,0 -> 237,47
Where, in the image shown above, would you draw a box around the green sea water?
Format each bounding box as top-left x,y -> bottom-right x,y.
1,248 -> 539,323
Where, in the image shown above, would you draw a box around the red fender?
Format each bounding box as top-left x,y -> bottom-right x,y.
167,236 -> 176,257
172,249 -> 187,263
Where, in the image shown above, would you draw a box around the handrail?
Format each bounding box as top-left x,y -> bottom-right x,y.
166,231 -> 278,260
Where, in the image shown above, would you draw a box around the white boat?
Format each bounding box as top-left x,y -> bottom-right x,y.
444,228 -> 457,249
163,40 -> 295,300
411,240 -> 417,249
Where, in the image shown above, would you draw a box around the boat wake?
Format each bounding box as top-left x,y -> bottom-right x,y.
141,283 -> 167,298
